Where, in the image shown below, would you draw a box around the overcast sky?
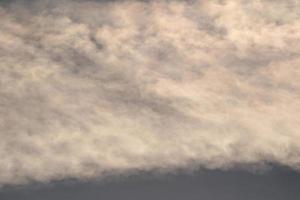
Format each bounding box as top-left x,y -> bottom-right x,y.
1,166 -> 300,200
0,0 -> 300,199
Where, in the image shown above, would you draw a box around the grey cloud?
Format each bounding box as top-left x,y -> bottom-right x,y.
0,0 -> 300,186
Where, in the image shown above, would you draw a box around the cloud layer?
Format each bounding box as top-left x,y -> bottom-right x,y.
0,0 -> 300,185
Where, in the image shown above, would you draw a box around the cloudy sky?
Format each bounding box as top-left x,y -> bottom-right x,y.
0,0 -> 300,199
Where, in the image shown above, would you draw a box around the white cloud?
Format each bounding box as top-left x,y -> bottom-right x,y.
0,0 -> 299,185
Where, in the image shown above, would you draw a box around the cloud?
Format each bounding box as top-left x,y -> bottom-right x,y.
0,0 -> 299,185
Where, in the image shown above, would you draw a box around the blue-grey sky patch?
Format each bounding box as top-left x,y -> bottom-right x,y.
1,166 -> 300,200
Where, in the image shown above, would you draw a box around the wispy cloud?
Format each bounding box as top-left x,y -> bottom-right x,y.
0,0 -> 299,185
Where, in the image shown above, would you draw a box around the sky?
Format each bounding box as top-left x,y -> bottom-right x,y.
1,166 -> 300,200
0,0 -> 300,199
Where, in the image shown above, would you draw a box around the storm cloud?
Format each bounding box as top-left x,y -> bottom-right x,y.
0,0 -> 300,186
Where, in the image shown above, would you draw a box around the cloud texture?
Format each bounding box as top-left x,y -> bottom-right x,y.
0,0 -> 300,185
